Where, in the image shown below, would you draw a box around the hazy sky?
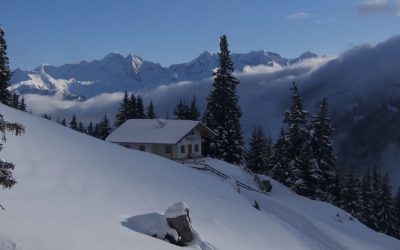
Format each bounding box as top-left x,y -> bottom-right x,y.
1,0 -> 400,69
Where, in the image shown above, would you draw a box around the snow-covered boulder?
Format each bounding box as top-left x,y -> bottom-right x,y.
122,202 -> 195,246
254,175 -> 273,192
165,202 -> 194,244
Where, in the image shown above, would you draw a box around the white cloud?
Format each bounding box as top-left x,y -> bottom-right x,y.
286,12 -> 314,21
22,56 -> 333,137
358,0 -> 400,15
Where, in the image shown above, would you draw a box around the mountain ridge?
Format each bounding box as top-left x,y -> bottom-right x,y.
9,50 -> 317,99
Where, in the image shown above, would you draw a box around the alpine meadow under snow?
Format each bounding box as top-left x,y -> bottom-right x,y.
0,104 -> 400,249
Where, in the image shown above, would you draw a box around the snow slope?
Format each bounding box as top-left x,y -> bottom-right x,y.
0,104 -> 399,250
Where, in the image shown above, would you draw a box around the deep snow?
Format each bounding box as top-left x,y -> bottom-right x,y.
0,104 -> 399,250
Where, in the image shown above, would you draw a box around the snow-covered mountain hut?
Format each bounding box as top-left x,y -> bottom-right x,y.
106,119 -> 215,159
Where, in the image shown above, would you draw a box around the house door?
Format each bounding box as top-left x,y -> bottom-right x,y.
188,144 -> 192,158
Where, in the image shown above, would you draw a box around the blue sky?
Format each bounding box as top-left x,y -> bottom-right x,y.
1,0 -> 400,69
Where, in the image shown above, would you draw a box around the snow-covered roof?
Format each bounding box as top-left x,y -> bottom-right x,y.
106,119 -> 214,144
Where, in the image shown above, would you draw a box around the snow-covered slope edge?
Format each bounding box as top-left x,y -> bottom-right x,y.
0,104 -> 398,250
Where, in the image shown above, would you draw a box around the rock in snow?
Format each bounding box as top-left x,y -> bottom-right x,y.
165,202 -> 194,244
122,202 -> 200,247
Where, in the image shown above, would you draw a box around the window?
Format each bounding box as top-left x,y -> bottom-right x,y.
165,145 -> 171,154
180,145 -> 185,154
194,144 -> 199,152
139,145 -> 146,151
189,130 -> 194,136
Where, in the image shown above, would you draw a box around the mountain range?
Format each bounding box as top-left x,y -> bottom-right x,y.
9,50 -> 317,99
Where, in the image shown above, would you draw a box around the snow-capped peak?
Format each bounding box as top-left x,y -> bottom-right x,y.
127,54 -> 144,73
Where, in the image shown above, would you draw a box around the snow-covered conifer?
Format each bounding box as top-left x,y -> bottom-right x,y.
18,97 -> 26,111
60,118 -> 67,126
189,95 -> 200,120
0,114 -> 24,190
11,93 -> 19,108
128,94 -> 137,119
97,114 -> 111,140
377,174 -> 396,236
360,169 -> 374,228
0,27 -> 11,104
246,126 -> 268,174
146,100 -> 156,119
174,99 -> 190,120
136,95 -> 145,119
269,128 -> 291,185
69,114 -> 78,130
115,91 -> 130,127
394,188 -> 400,238
283,82 -> 310,193
309,99 -> 336,200
202,35 -> 244,164
87,121 -> 94,136
341,170 -> 362,219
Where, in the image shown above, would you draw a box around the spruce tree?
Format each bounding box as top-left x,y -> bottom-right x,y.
265,134 -> 273,172
0,27 -> 12,104
78,121 -> 86,133
310,99 -> 336,200
331,169 -> 343,208
174,99 -> 190,120
283,81 -> 310,194
202,35 -> 244,164
115,91 -> 130,127
18,97 -> 26,111
98,114 -> 111,140
136,95 -> 145,119
128,94 -> 137,119
341,170 -> 362,219
394,188 -> 400,238
370,166 -> 382,231
189,95 -> 200,120
60,118 -> 67,126
298,144 -> 320,199
11,93 -> 19,108
0,114 -> 24,190
360,169 -> 375,228
246,126 -> 268,174
93,123 -> 100,138
43,114 -> 51,120
69,114 -> 78,130
87,121 -> 94,136
146,100 -> 156,119
269,128 -> 291,185
377,174 -> 396,236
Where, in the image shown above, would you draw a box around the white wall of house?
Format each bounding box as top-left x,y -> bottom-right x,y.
176,129 -> 202,159
115,128 -> 203,160
151,144 -> 175,159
